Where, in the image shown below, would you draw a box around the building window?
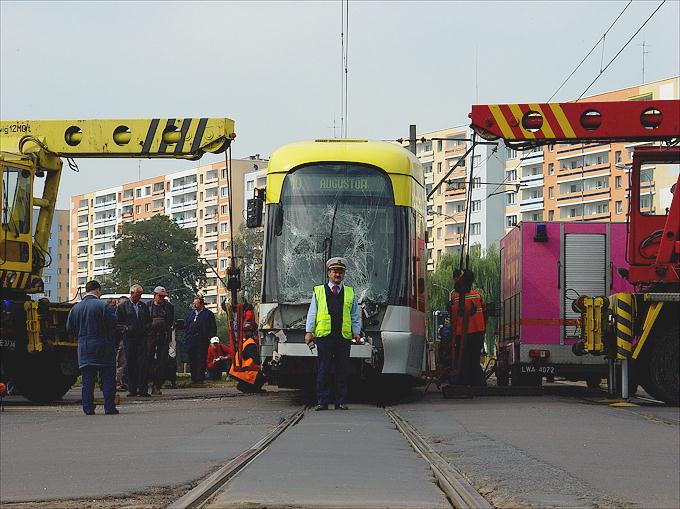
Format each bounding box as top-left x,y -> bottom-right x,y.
548,163 -> 554,175
471,200 -> 481,212
220,204 -> 228,215
145,203 -> 150,212
437,140 -> 443,152
437,228 -> 442,239
220,186 -> 229,197
473,177 -> 481,188
437,162 -> 442,173
548,210 -> 554,221
506,215 -> 517,228
470,222 -> 481,235
472,155 -> 481,168
616,201 -> 623,214
135,205 -> 141,214
615,151 -> 622,163
136,188 -> 141,198
506,192 -> 516,205
506,169 -> 517,181
220,222 -> 229,233
615,175 -> 622,189
548,187 -> 554,199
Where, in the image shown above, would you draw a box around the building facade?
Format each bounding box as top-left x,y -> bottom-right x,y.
37,208 -> 70,302
69,157 -> 267,313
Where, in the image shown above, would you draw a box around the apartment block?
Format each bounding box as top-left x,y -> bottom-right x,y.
414,127 -> 506,271
69,157 -> 267,313
36,208 -> 70,302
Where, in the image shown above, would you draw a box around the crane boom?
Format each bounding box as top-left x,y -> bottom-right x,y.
469,100 -> 679,144
0,117 -> 235,159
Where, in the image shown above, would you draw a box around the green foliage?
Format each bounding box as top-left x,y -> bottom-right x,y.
109,215 -> 206,313
216,312 -> 229,340
231,224 -> 263,303
426,244 -> 500,353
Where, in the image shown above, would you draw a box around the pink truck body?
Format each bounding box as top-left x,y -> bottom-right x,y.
499,221 -> 633,381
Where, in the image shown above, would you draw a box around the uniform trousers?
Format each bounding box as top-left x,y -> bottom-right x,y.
81,366 -> 116,414
188,342 -> 209,383
147,332 -> 170,390
124,339 -> 148,395
316,335 -> 351,406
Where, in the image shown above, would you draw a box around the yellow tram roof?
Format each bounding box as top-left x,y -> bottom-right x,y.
265,139 -> 424,208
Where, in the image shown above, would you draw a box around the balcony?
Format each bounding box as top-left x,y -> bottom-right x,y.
94,199 -> 117,210
93,266 -> 113,276
93,232 -> 116,243
519,197 -> 544,212
520,174 -> 544,189
121,193 -> 134,202
170,200 -> 198,213
175,218 -> 197,229
171,180 -> 198,192
77,250 -> 88,259
94,216 -> 117,227
93,249 -> 115,260
77,236 -> 89,245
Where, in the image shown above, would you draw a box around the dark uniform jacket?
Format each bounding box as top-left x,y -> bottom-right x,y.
116,298 -> 151,342
66,294 -> 118,368
184,308 -> 217,350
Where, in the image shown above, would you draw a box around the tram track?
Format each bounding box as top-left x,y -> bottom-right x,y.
168,406 -> 307,509
168,404 -> 492,509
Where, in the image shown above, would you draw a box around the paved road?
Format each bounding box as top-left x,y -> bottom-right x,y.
1,383 -> 678,508
208,404 -> 450,509
0,387 -> 296,503
399,386 -> 680,508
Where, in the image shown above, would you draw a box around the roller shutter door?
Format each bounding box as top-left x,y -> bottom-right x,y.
564,234 -> 606,340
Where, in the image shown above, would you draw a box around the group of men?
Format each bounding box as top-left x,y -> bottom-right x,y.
67,281 -> 222,415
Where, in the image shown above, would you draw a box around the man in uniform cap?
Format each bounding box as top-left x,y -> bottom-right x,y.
305,257 -> 361,410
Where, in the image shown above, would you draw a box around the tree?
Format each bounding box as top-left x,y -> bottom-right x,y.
109,215 -> 206,313
230,224 -> 264,303
426,244 -> 500,354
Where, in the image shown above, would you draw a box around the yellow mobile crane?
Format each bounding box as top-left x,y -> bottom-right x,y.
0,118 -> 235,401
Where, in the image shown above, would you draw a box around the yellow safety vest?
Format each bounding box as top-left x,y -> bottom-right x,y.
313,284 -> 354,339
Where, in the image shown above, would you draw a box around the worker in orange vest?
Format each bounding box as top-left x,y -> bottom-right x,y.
229,334 -> 266,393
449,269 -> 487,386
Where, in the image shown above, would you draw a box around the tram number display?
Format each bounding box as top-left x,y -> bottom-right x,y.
319,177 -> 369,191
521,364 -> 555,375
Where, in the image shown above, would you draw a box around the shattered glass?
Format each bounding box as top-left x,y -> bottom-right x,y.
263,164 -> 403,304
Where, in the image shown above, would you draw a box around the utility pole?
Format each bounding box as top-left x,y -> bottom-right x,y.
409,125 -> 417,155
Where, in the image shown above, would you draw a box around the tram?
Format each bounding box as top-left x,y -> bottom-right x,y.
253,139 -> 427,388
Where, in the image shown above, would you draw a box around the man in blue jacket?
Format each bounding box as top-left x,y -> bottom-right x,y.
66,280 -> 118,415
184,296 -> 217,384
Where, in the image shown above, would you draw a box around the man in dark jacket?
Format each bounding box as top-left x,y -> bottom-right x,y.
147,286 -> 174,395
117,284 -> 152,397
66,280 -> 118,415
184,296 -> 217,384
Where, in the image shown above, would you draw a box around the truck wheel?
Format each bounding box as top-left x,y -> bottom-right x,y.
13,353 -> 76,402
586,375 -> 602,389
494,349 -> 510,387
648,325 -> 679,406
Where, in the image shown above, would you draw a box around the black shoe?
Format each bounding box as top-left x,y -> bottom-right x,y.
138,392 -> 151,398
335,404 -> 349,410
105,409 -> 119,415
314,404 -> 329,411
84,410 -> 95,415
126,391 -> 137,397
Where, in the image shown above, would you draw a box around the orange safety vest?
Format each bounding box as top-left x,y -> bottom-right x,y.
450,291 -> 486,335
229,336 -> 260,384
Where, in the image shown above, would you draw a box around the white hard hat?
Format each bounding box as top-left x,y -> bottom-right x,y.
210,336 -> 220,344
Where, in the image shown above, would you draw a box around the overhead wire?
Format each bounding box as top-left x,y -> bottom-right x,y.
547,0 -> 632,102
578,0 -> 667,100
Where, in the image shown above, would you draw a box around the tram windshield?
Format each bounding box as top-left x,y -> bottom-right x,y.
263,164 -> 407,304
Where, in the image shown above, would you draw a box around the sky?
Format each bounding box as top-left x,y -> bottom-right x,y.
1,0 -> 679,208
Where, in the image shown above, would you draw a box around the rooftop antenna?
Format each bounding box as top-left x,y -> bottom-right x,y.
638,39 -> 650,83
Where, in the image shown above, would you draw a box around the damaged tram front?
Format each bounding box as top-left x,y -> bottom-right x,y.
254,140 -> 427,388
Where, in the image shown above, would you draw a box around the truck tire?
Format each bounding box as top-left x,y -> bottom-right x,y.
495,352 -> 509,387
13,353 -> 76,402
648,325 -> 679,406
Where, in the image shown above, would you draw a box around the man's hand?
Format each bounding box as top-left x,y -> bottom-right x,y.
304,332 -> 314,344
352,333 -> 362,342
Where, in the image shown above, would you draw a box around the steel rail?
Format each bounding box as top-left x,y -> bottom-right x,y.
168,406 -> 306,509
385,407 -> 492,509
